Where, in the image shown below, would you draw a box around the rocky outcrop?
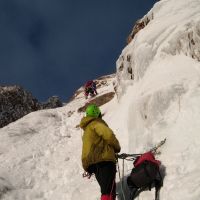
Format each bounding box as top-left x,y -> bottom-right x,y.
78,92 -> 115,113
41,96 -> 63,109
0,85 -> 40,128
0,85 -> 63,128
126,17 -> 150,44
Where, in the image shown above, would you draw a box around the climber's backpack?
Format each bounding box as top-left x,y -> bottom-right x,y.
127,151 -> 162,199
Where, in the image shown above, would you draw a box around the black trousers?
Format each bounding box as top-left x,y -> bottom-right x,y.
88,161 -> 116,196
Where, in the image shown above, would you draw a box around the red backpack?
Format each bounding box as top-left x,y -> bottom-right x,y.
127,151 -> 162,190
134,151 -> 160,167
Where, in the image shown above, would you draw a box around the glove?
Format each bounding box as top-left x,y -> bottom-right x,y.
82,171 -> 92,179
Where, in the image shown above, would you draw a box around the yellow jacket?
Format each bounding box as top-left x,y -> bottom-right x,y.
80,116 -> 121,171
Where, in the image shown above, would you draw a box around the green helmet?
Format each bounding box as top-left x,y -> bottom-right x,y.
86,104 -> 101,118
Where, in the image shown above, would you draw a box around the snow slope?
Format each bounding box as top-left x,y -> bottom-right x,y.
0,75 -> 116,200
1,0 -> 200,200
114,0 -> 200,199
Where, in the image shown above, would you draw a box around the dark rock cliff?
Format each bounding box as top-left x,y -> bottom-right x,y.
0,85 -> 62,128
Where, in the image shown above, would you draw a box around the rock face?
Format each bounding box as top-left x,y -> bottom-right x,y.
0,85 -> 40,128
41,96 -> 63,109
77,92 -> 115,113
0,85 -> 63,128
126,17 -> 150,44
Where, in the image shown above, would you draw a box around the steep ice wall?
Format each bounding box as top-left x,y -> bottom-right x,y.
116,0 -> 200,99
115,1 -> 200,199
115,0 -> 200,146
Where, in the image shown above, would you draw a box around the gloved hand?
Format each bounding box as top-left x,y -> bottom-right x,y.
82,171 -> 92,179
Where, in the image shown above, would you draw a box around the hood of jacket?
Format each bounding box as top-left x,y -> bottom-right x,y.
80,116 -> 106,130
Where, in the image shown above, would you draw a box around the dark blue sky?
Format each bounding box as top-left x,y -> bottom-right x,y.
0,0 -> 157,102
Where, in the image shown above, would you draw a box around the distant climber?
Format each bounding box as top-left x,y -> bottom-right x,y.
80,104 -> 121,200
84,80 -> 98,99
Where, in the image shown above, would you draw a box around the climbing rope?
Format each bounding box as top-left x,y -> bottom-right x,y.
117,158 -> 126,200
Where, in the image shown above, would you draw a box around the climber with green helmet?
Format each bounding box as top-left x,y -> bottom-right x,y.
80,104 -> 121,200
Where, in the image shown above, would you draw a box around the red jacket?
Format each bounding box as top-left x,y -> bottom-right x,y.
85,80 -> 94,88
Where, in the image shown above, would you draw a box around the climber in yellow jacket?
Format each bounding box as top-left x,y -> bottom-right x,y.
80,104 -> 121,200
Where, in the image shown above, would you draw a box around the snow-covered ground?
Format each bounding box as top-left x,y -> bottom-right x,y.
0,76 -> 117,200
1,0 -> 200,199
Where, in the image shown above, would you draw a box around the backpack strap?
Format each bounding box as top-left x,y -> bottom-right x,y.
155,181 -> 162,200
155,169 -> 163,200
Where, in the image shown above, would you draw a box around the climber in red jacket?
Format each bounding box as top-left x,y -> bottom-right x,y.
84,80 -> 98,99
